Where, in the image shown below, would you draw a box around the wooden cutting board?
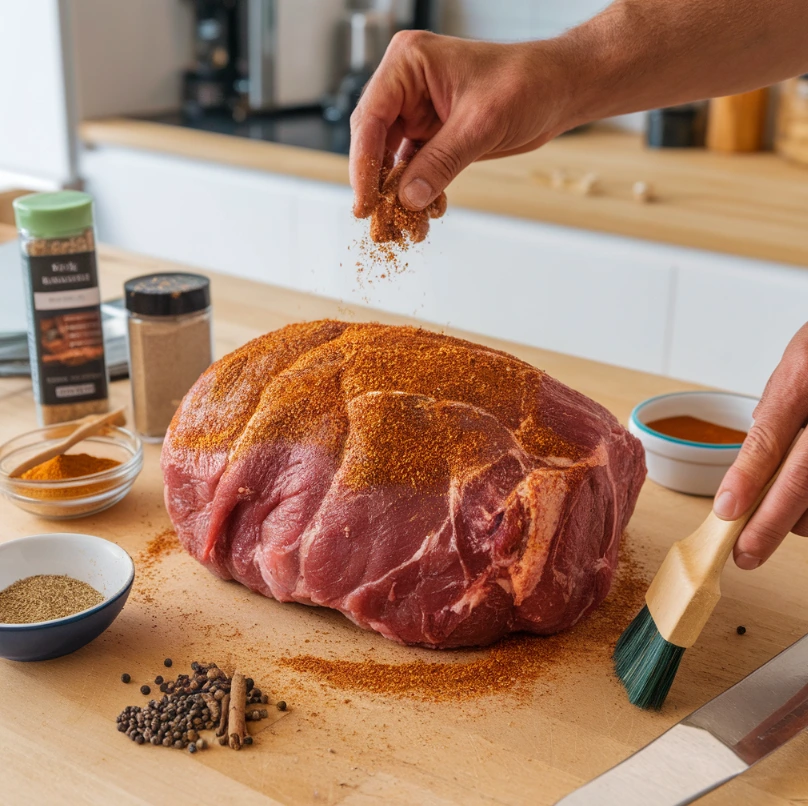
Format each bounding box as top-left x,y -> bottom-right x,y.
0,226 -> 806,805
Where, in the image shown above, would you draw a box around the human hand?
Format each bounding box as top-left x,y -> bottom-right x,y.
714,323 -> 808,569
349,32 -> 571,217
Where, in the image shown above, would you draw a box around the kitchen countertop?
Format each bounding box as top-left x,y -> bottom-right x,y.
81,117 -> 808,269
1,223 -> 807,805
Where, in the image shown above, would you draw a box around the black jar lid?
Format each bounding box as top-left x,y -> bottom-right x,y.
124,273 -> 210,316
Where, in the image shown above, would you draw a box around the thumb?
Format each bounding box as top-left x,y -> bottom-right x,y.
397,117 -> 490,210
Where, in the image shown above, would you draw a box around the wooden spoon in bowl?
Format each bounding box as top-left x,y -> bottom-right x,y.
8,407 -> 127,479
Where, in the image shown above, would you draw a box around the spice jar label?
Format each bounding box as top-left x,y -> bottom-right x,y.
23,251 -> 108,406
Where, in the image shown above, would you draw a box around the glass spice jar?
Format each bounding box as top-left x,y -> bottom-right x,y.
12,191 -> 110,425
124,273 -> 213,441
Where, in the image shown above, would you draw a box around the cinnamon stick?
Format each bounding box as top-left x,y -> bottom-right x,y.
228,672 -> 247,750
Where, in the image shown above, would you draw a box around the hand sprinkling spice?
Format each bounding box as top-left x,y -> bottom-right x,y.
0,575 -> 104,623
355,151 -> 447,283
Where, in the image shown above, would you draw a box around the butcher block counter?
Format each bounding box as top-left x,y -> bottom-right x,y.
81,118 -> 808,270
1,223 -> 807,806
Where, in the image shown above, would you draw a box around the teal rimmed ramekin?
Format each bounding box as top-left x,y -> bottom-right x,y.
628,391 -> 757,496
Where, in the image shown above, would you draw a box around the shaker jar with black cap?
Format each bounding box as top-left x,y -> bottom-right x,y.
124,273 -> 213,441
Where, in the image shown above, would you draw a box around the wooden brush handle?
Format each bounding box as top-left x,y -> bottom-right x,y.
648,454 -> 787,647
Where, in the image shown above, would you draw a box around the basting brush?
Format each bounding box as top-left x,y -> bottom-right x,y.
614,457 -> 786,709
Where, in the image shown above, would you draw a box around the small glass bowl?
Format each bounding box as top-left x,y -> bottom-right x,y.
0,425 -> 143,519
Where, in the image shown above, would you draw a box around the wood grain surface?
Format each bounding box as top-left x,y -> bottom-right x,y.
1,226 -> 806,805
81,118 -> 808,270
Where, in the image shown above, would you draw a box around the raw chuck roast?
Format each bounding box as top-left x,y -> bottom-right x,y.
162,321 -> 646,649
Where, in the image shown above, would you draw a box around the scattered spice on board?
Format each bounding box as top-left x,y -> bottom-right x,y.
0,574 -> 104,624
280,542 -> 648,702
19,453 -> 121,500
116,662 -> 282,752
133,529 -> 182,604
354,153 -> 447,284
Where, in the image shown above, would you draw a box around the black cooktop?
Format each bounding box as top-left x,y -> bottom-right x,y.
144,107 -> 351,156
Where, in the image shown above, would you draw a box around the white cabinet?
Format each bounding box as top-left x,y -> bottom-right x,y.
668,253 -> 808,396
82,146 -> 298,289
80,141 -> 808,397
0,0 -> 78,187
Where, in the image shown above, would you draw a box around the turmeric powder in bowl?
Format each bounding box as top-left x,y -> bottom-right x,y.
0,426 -> 143,519
20,453 -> 122,500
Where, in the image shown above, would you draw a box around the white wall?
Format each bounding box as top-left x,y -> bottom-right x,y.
0,0 -> 77,186
69,0 -> 194,119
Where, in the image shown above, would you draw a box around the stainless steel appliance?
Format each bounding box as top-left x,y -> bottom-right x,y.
184,0 -> 346,118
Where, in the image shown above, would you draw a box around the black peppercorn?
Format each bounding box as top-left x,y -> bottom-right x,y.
737,625 -> 747,635
121,673 -> 131,684
155,675 -> 164,685
245,678 -> 254,691
243,735 -> 253,746
276,701 -> 287,711
188,743 -> 197,753
140,685 -> 151,695
164,658 -> 173,668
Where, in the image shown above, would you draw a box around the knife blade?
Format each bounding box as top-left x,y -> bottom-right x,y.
556,633 -> 808,806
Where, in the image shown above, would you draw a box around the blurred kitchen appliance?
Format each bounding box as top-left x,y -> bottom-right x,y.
183,0 -> 346,119
323,9 -> 394,122
646,103 -> 708,148
776,75 -> 808,166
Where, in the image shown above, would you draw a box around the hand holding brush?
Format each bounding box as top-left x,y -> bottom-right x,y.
614,452 -> 788,710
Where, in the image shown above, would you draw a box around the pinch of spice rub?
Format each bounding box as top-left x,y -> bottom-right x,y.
13,191 -> 110,425
356,153 -> 447,279
0,575 -> 104,624
124,273 -> 213,442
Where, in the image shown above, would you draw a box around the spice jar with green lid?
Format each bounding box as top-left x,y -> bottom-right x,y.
13,191 -> 109,425
124,273 -> 213,441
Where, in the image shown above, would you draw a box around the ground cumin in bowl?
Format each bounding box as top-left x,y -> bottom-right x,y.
0,532 -> 134,661
0,425 -> 143,518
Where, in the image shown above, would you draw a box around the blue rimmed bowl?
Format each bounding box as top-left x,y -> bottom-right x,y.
629,391 -> 758,496
0,533 -> 134,661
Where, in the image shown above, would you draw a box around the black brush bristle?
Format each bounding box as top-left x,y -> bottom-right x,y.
614,605 -> 685,710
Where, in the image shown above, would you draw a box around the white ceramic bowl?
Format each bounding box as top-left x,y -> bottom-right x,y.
629,391 -> 757,496
0,533 -> 135,661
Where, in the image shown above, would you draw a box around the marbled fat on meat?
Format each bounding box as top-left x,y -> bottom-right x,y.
161,321 -> 646,648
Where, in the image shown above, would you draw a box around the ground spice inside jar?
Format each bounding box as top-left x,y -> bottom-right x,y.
13,191 -> 110,425
0,574 -> 104,623
125,273 -> 213,441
